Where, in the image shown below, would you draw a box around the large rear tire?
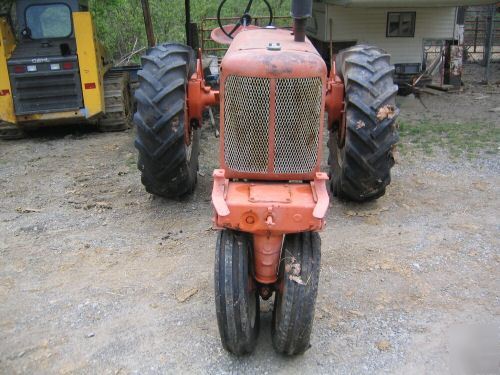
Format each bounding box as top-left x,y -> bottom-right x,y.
330,45 -> 399,202
272,232 -> 321,355
134,43 -> 199,198
215,230 -> 260,356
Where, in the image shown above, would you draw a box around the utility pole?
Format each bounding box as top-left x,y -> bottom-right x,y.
185,0 -> 191,47
483,4 -> 495,84
140,0 -> 156,48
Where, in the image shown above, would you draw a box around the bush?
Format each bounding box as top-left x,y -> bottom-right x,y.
89,0 -> 289,63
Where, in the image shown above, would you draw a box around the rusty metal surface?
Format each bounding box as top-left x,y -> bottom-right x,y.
219,28 -> 327,181
200,16 -> 292,60
252,234 -> 283,284
211,169 -> 329,284
211,24 -> 260,45
187,52 -> 219,134
211,170 -> 329,235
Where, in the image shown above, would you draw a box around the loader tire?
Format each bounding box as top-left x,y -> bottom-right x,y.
0,122 -> 26,140
215,230 -> 260,356
98,71 -> 132,132
330,45 -> 399,202
272,232 -> 321,356
134,43 -> 199,198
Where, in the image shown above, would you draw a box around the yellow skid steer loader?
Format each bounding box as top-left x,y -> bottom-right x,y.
0,0 -> 132,139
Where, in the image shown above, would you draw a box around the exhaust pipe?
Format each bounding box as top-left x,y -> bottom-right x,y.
291,0 -> 312,42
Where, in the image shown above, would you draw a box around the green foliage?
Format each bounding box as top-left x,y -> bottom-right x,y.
88,0 -> 289,62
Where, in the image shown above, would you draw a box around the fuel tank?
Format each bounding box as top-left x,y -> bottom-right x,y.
220,28 -> 327,79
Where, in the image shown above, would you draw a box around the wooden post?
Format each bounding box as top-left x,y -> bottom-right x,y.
140,0 -> 155,48
483,4 -> 495,83
185,0 -> 191,47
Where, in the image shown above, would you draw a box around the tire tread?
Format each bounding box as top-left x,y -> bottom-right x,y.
134,43 -> 199,198
330,45 -> 400,202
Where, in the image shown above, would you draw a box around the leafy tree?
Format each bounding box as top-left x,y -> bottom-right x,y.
88,0 -> 289,62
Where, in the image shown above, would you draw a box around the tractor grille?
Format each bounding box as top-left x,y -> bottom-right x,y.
274,78 -> 322,174
224,76 -> 271,173
223,76 -> 323,175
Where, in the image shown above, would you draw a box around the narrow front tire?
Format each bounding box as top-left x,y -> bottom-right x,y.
272,232 -> 321,355
215,230 -> 260,355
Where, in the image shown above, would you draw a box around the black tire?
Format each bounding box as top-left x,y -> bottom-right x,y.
0,122 -> 26,140
98,71 -> 132,132
215,230 -> 260,355
330,45 -> 399,202
134,43 -> 199,198
272,232 -> 321,355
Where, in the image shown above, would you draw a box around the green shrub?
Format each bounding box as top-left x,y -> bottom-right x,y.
89,0 -> 289,62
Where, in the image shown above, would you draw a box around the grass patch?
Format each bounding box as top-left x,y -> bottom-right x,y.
398,121 -> 500,158
126,154 -> 137,170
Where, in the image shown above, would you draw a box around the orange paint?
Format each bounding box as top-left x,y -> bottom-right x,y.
218,29 -> 327,182
253,234 -> 284,284
212,170 -> 329,283
203,28 -> 334,284
325,61 -> 345,128
187,49 -> 219,130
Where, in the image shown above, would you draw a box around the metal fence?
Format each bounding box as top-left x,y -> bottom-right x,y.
463,5 -> 499,62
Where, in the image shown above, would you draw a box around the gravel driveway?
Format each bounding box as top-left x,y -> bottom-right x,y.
0,64 -> 498,374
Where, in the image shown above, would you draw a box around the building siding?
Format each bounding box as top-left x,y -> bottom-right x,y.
308,5 -> 458,64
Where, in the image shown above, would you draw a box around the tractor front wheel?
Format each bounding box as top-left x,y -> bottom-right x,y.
272,232 -> 321,355
330,45 -> 399,202
215,230 -> 260,355
134,43 -> 199,198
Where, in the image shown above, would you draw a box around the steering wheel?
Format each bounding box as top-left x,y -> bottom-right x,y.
217,0 -> 273,40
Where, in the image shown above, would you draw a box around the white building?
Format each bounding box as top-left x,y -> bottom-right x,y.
307,0 -> 496,78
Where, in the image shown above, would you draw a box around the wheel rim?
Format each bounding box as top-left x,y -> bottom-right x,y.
186,128 -> 193,162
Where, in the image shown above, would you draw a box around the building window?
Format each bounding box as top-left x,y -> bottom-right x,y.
387,12 -> 416,37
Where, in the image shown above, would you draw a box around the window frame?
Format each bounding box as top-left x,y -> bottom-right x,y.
24,2 -> 73,40
386,11 -> 416,38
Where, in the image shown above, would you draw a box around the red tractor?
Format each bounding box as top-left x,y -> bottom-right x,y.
134,0 -> 398,355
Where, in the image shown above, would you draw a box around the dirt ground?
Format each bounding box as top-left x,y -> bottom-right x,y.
0,64 -> 499,374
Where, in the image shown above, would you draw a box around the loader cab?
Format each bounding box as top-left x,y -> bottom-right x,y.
13,0 -> 88,43
6,0 -> 88,116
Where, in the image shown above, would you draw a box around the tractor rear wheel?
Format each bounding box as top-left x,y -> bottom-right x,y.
272,232 -> 321,355
134,43 -> 199,198
215,230 -> 260,356
330,45 -> 399,202
98,71 -> 132,132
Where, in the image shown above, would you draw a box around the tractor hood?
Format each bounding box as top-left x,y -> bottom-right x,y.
220,28 -> 327,79
322,0 -> 496,6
